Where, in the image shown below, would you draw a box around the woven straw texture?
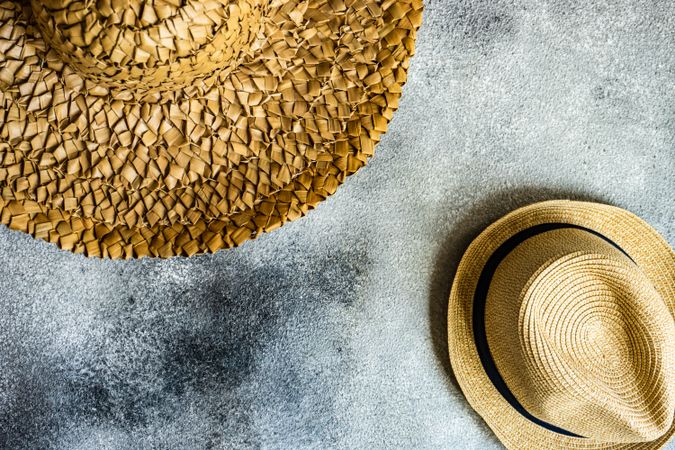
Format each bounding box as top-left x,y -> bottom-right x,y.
0,0 -> 423,258
448,200 -> 675,450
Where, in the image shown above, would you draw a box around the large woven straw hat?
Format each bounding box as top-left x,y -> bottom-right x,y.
448,200 -> 675,449
0,0 -> 422,258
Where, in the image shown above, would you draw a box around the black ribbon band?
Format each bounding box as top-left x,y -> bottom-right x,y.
471,222 -> 633,438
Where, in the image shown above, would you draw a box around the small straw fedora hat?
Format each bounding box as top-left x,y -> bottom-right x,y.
0,0 -> 422,258
448,200 -> 675,449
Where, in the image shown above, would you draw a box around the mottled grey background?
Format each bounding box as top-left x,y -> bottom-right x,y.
1,0 -> 674,448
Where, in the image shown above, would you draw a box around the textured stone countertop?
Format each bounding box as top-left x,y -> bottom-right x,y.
0,0 -> 673,448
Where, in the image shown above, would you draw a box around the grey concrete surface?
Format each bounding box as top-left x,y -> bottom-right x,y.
1,0 -> 674,448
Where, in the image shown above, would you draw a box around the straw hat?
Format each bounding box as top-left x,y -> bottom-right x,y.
448,200 -> 675,449
0,0 -> 423,258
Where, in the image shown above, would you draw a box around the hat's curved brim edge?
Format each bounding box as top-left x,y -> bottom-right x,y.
447,199 -> 675,450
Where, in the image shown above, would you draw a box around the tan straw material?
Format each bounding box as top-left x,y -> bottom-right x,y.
448,200 -> 675,449
0,0 -> 423,258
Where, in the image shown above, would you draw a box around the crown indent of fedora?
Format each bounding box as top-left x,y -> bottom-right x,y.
31,0 -> 267,90
485,229 -> 675,443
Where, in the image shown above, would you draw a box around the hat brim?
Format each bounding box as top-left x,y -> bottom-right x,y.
448,200 -> 675,449
0,1 -> 424,258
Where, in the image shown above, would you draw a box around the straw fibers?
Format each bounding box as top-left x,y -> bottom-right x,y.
0,0 -> 423,257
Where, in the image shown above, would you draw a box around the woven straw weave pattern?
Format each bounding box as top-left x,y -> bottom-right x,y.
0,0 -> 423,257
485,230 -> 674,443
448,201 -> 675,449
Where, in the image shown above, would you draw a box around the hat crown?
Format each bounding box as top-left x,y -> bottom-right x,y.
520,252 -> 675,442
30,0 -> 266,91
485,229 -> 675,443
